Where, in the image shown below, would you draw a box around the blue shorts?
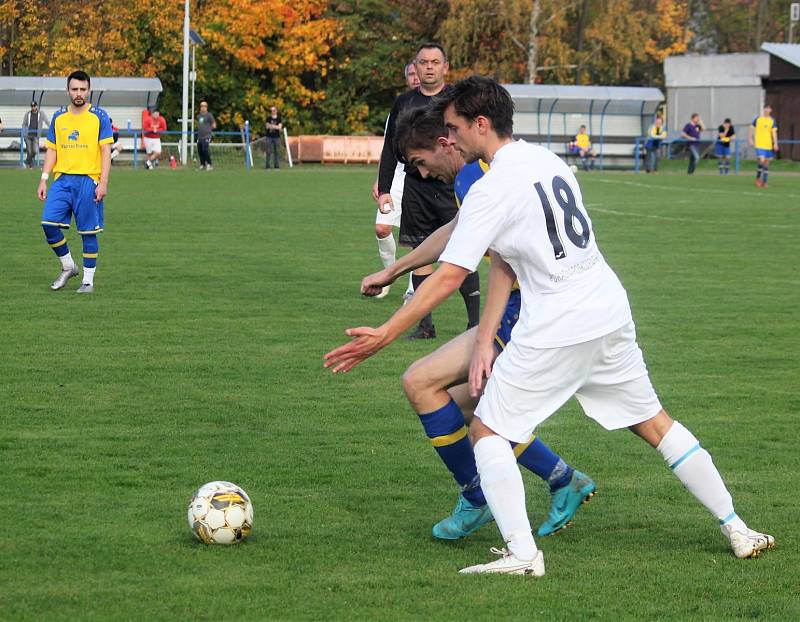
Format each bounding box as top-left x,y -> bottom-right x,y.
755,148 -> 774,160
41,174 -> 104,234
494,289 -> 521,351
715,143 -> 730,157
570,145 -> 582,155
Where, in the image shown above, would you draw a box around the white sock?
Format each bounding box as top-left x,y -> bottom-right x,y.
59,251 -> 76,271
376,234 -> 396,269
474,435 -> 538,560
657,421 -> 740,528
82,266 -> 96,286
406,272 -> 414,294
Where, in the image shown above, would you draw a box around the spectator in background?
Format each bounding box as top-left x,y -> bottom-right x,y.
716,118 -> 735,176
196,101 -> 217,171
568,125 -> 596,170
681,113 -> 704,175
0,116 -> 3,131
405,62 -> 420,89
110,119 -> 123,163
265,106 -> 282,169
749,104 -> 778,189
645,116 -> 667,173
143,107 -> 166,170
23,101 -> 49,168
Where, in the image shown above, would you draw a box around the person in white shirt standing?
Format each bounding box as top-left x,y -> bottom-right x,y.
324,76 -> 774,575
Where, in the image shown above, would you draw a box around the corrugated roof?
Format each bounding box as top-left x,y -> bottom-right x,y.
502,84 -> 664,102
761,42 -> 800,69
0,76 -> 162,92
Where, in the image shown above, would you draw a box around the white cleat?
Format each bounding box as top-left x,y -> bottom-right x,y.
374,285 -> 391,299
459,547 -> 545,576
50,265 -> 80,290
76,283 -> 94,294
723,525 -> 775,559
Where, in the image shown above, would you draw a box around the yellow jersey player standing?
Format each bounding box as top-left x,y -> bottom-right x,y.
748,104 -> 778,188
38,70 -> 113,293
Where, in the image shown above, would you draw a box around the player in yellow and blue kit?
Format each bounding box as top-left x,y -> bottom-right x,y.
748,105 -> 778,188
569,125 -> 596,170
37,70 -> 113,293
355,106 -> 595,540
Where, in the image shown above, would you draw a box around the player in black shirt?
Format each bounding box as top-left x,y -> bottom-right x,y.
376,43 -> 480,340
716,118 -> 736,175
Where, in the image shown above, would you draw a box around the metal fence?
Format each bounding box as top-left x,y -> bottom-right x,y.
633,138 -> 800,173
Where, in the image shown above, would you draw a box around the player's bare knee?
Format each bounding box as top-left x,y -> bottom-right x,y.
402,362 -> 435,406
630,409 -> 673,447
375,224 -> 392,239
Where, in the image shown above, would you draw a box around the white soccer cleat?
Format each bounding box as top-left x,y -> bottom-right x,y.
76,283 -> 94,294
459,547 -> 545,576
374,285 -> 391,299
723,525 -> 775,559
50,265 -> 79,290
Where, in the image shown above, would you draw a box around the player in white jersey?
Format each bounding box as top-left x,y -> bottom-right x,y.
325,76 -> 774,575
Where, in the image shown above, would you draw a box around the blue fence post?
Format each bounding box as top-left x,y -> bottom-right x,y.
133,131 -> 139,169
19,127 -> 25,167
734,138 -> 740,175
244,120 -> 251,170
634,137 -> 641,173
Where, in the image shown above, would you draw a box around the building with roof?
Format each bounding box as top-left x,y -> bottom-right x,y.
503,84 -> 664,168
761,43 -> 800,160
0,76 -> 162,164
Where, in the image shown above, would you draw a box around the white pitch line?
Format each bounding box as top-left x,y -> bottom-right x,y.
593,176 -> 800,201
590,206 -> 795,229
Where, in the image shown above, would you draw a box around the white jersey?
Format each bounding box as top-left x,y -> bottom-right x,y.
439,140 -> 632,348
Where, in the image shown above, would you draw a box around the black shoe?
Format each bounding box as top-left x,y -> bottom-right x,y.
406,326 -> 436,340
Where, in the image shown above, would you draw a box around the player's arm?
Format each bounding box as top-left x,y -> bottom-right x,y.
748,123 -> 755,146
96,143 -> 111,201
37,148 -> 57,200
469,252 -> 516,397
772,127 -> 779,152
377,99 -> 402,204
325,262 -> 469,374
361,216 -> 458,296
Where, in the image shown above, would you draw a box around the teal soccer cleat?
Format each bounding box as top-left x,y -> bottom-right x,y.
537,470 -> 596,537
432,494 -> 494,540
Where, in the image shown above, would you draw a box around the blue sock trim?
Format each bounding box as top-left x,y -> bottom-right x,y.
670,443 -> 701,470
719,512 -> 737,526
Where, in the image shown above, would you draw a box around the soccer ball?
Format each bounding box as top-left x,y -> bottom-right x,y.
187,481 -> 253,545
569,164 -> 579,173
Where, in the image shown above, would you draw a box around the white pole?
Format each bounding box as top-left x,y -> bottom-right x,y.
190,44 -> 196,161
181,0 -> 190,165
283,127 -> 293,168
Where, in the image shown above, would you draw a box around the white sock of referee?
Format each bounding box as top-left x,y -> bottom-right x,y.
376,234 -> 396,269
657,421 -> 746,533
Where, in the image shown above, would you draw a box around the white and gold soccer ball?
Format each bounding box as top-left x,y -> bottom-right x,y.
188,481 -> 253,545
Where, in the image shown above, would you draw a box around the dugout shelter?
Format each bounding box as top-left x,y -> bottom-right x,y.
0,76 -> 162,163
503,84 -> 664,169
761,43 -> 800,161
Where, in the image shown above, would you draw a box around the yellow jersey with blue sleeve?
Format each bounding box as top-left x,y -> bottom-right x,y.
46,106 -> 113,181
752,115 -> 777,151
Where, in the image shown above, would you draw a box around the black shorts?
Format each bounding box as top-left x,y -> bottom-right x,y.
399,173 -> 458,248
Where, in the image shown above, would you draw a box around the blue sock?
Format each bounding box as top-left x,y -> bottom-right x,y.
513,437 -> 574,492
81,234 -> 98,269
418,400 -> 486,507
43,224 -> 69,257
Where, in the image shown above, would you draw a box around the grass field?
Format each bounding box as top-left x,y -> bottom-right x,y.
1,165 -> 797,621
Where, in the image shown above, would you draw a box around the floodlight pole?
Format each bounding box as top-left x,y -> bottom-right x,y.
190,45 -> 196,161
181,0 -> 190,165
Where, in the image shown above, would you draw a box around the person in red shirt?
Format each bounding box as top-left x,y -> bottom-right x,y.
143,107 -> 166,170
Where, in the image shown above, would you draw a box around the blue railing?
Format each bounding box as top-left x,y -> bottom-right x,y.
1,126 -> 253,170
633,137 -> 800,173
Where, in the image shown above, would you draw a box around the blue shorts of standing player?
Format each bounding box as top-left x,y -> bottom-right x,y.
41,174 -> 104,234
755,148 -> 774,160
715,143 -> 730,157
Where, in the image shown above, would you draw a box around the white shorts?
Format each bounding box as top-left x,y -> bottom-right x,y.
476,321 -> 662,443
375,164 -> 404,227
143,137 -> 162,155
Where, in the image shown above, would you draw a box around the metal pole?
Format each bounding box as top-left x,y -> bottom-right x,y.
190,44 -> 196,161
181,0 -> 190,165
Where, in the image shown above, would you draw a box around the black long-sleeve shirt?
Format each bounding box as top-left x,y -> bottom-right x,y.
377,87 -> 448,194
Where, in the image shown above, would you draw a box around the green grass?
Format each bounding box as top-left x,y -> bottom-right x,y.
1,166 -> 797,621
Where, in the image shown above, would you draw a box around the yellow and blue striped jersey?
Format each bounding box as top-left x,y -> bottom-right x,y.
752,115 -> 777,150
574,132 -> 591,149
45,106 -> 113,181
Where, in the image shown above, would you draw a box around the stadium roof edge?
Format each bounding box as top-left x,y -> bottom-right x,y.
502,84 -> 663,102
0,76 -> 163,93
760,42 -> 800,69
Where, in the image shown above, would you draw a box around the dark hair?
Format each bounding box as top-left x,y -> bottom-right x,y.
67,70 -> 91,87
723,118 -> 731,124
416,42 -> 447,62
31,101 -> 38,107
434,75 -> 514,138
394,105 -> 446,162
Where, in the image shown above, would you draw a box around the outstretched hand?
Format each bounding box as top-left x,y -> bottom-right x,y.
324,326 -> 390,374
361,269 -> 394,297
469,339 -> 496,398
